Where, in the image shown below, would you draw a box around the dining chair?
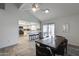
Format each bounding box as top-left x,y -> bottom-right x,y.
36,42 -> 52,56
54,39 -> 68,56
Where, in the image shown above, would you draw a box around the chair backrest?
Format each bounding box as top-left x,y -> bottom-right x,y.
39,32 -> 43,39
36,42 -> 52,56
64,39 -> 68,46
55,39 -> 68,55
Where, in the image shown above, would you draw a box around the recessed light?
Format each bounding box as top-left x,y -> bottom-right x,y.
44,9 -> 49,13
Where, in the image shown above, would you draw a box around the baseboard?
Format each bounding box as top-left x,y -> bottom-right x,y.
68,44 -> 79,49
0,44 -> 17,50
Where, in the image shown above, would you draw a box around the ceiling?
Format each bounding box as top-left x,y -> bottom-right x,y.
15,3 -> 79,21
14,3 -> 23,8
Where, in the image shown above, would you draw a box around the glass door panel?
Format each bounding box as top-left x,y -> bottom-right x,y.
43,24 -> 55,38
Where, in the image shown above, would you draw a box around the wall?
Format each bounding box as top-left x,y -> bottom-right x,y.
41,15 -> 79,46
0,4 -> 19,48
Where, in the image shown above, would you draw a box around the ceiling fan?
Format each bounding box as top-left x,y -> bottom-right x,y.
32,3 -> 49,13
19,3 -> 49,13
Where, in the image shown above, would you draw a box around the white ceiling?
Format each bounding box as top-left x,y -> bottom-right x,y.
19,3 -> 79,21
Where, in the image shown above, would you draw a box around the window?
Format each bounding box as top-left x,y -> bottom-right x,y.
43,24 -> 55,38
43,25 -> 48,38
29,23 -> 40,31
31,25 -> 37,30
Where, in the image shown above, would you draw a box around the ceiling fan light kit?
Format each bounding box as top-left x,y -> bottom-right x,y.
32,3 -> 40,12
32,3 -> 50,13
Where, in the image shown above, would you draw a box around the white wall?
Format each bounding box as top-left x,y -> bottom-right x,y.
41,15 -> 79,46
0,4 -> 19,48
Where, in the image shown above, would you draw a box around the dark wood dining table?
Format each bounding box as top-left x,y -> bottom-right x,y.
35,36 -> 66,55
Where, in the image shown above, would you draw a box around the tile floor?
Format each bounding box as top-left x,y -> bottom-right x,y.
0,34 -> 36,56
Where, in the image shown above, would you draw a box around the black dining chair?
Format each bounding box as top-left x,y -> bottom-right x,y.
64,39 -> 68,54
54,39 -> 68,56
39,32 -> 43,39
36,42 -> 52,56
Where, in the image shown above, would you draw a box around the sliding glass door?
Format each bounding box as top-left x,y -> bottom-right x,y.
43,24 -> 48,38
43,24 -> 55,38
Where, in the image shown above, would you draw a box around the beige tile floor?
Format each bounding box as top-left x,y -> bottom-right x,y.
16,35 -> 36,56
0,31 -> 36,56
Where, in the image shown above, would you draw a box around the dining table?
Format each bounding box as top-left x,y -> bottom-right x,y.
35,35 -> 66,55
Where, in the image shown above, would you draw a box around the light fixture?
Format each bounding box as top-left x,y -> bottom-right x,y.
32,3 -> 40,12
32,7 -> 37,12
44,9 -> 49,13
32,3 -> 50,14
